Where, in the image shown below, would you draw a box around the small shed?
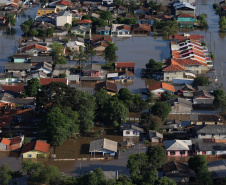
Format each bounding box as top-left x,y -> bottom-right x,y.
120,124 -> 144,137
149,130 -> 163,143
89,138 -> 118,156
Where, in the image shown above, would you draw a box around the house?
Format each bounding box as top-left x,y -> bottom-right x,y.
95,81 -> 118,95
149,82 -> 175,97
190,114 -> 224,125
115,62 -> 135,72
56,11 -> 72,27
196,125 -> 226,140
55,0 -> 72,11
52,63 -> 76,77
30,56 -> 53,63
193,90 -> 214,104
207,160 -> 226,180
197,86 -> 217,93
35,14 -> 56,25
90,13 -> 100,19
70,26 -> 87,38
32,21 -> 55,31
89,138 -> 118,156
90,36 -> 112,51
31,62 -> 52,75
163,161 -> 196,183
40,78 -> 68,85
163,59 -> 185,82
149,130 -> 163,143
13,54 -> 30,63
163,139 -> 192,156
138,14 -> 154,25
147,0 -> 195,6
112,71 -> 134,82
120,124 -> 144,137
37,8 -> 56,16
2,85 -> 25,93
177,13 -> 196,28
111,24 -> 131,37
23,44 -> 48,56
0,136 -> 24,151
96,26 -> 111,36
134,7 -> 149,15
82,64 -> 104,77
66,41 -> 85,52
77,19 -> 92,28
174,2 -> 196,16
21,140 -> 50,158
0,72 -> 23,83
166,97 -> 192,114
133,24 -> 153,35
5,63 -> 31,74
192,139 -> 226,156
113,6 -> 128,14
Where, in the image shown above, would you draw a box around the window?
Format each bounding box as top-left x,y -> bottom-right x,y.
202,122 -> 205,125
180,151 -> 185,155
201,133 -> 206,136
126,131 -> 129,135
27,154 -> 32,157
215,122 -> 217,125
133,131 -> 136,135
170,151 -> 175,155
166,77 -> 169,79
43,11 -> 46,13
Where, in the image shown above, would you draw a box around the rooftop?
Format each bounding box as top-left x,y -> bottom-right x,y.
21,140 -> 50,154
89,138 -> 117,153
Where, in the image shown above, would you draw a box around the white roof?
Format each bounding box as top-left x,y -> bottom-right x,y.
174,2 -> 196,10
163,140 -> 192,151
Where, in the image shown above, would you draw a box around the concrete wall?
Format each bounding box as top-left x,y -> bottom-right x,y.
198,134 -> 226,140
192,121 -> 223,125
123,129 -> 140,137
56,15 -> 72,27
167,150 -> 188,156
22,150 -> 47,158
164,71 -> 184,82
170,104 -> 192,114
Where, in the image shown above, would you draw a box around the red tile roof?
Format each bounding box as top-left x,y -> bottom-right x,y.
91,36 -> 112,44
133,24 -> 152,32
21,140 -> 50,154
1,138 -> 11,146
149,82 -> 175,92
170,34 -> 204,41
117,25 -> 131,32
2,85 -> 25,93
56,0 -> 72,6
115,62 -> 135,68
24,44 -> 47,51
40,78 -> 67,86
95,81 -> 118,93
11,136 -> 22,145
178,13 -> 195,18
163,59 -> 185,71
77,19 -> 92,24
173,58 -> 207,66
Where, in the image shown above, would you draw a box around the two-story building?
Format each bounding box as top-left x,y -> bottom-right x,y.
190,114 -> 224,125
37,8 -> 56,16
196,125 -> 226,140
177,13 -> 196,28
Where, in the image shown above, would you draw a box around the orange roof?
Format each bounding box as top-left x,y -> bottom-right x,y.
178,13 -> 195,18
1,138 -> 11,146
115,62 -> 135,68
171,34 -> 204,41
2,85 -> 25,93
77,19 -> 92,24
173,58 -> 207,66
163,59 -> 185,71
117,25 -> 131,32
149,82 -> 175,92
21,140 -> 50,154
172,50 -> 180,58
24,44 -> 47,51
194,55 -> 206,63
91,36 -> 112,44
40,78 -> 67,86
56,0 -> 72,5
133,24 -> 152,32
11,136 -> 22,145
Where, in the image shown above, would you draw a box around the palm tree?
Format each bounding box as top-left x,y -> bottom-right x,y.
73,46 -> 88,75
86,46 -> 96,64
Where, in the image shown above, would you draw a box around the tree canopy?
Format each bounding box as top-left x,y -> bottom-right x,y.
26,78 -> 41,97
193,76 -> 211,87
141,115 -> 163,132
104,42 -> 118,63
50,42 -> 67,65
0,164 -> 12,185
160,90 -> 176,101
146,146 -> 166,168
100,11 -> 113,24
151,102 -> 171,121
213,88 -> 226,109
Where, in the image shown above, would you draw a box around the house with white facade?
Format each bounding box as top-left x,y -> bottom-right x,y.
111,24 -> 131,37
149,82 -> 175,97
56,11 -> 72,27
121,124 -> 144,137
196,125 -> 226,139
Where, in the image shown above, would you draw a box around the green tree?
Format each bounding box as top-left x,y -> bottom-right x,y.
23,137 -> 31,144
59,73 -> 67,78
92,18 -> 108,29
197,14 -> 208,28
86,46 -> 96,64
213,89 -> 226,109
104,42 -> 118,63
146,59 -> 162,72
146,145 -> 166,168
103,100 -> 128,127
30,29 -> 39,36
40,107 -> 72,146
161,90 -> 176,101
72,18 -> 78,26
151,102 -> 171,121
0,164 -> 12,185
79,168 -> 106,185
193,76 -> 211,87
219,16 -> 226,31
26,78 -> 41,97
82,15 -> 91,20
141,115 -> 163,131
64,23 -> 71,33
127,153 -> 149,182
46,28 -> 54,37
6,14 -> 16,26
38,29 -> 46,37
100,11 -> 113,25
50,42 -> 67,65
74,46 -> 87,74
155,176 -> 176,185
20,23 -> 30,38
